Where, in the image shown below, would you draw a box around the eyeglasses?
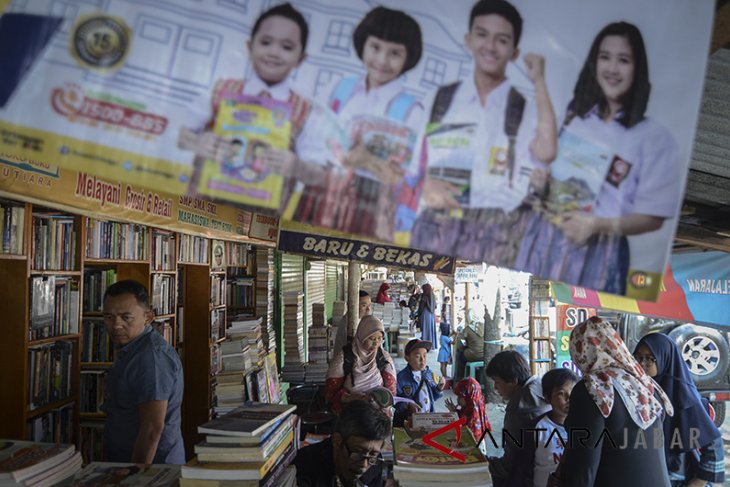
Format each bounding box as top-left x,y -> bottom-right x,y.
342,440 -> 383,465
633,354 -> 657,366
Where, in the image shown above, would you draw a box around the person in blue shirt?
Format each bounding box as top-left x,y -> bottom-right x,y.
101,279 -> 184,464
437,321 -> 454,379
394,339 -> 445,427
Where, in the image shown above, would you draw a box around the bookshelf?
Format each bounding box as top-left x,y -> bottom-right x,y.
0,196 -> 270,464
528,278 -> 555,375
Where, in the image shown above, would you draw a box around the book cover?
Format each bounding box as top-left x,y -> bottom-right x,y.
348,114 -> 418,179
545,129 -> 613,221
69,462 -> 180,486
255,369 -> 269,404
197,93 -> 291,210
0,440 -> 75,482
392,427 -> 487,470
196,430 -> 293,463
263,352 -> 280,404
197,403 -> 295,437
30,276 -> 55,331
411,412 -> 459,430
424,123 -> 478,208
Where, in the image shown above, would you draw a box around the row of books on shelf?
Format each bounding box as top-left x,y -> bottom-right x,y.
226,243 -> 250,269
84,219 -> 148,261
152,274 -> 175,315
179,234 -> 209,264
29,276 -> 80,341
152,230 -> 176,271
31,214 -> 76,271
28,341 -> 73,411
27,402 -> 75,445
228,277 -> 254,308
1,200 -> 25,254
182,403 -> 298,486
255,249 -> 275,354
81,319 -> 114,363
80,371 -> 105,414
211,309 -> 226,343
83,269 -> 116,313
153,318 -> 174,346
0,439 -> 82,487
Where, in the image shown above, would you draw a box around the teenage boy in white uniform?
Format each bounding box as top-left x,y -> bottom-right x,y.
411,0 -> 557,267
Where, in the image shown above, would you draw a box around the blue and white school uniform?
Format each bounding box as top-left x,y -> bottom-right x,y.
516,108 -> 680,294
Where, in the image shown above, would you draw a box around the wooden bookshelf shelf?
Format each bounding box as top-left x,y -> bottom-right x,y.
28,334 -> 80,347
210,304 -> 226,310
81,362 -> 113,368
177,261 -> 209,266
27,396 -> 78,418
151,270 -> 177,275
80,412 -> 106,419
85,258 -> 149,264
0,253 -> 26,260
83,312 -> 103,317
155,313 -> 176,319
30,270 -> 81,276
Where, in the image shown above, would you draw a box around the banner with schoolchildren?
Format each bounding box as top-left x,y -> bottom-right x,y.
0,0 -> 714,300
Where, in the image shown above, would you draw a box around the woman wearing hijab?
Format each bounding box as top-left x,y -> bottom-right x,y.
325,315 -> 396,414
416,283 -> 437,350
555,317 -> 674,487
375,282 -> 392,305
635,333 -> 725,486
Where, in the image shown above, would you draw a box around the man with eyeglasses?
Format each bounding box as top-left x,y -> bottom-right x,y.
295,400 -> 390,487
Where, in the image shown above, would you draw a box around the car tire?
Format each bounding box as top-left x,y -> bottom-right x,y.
668,325 -> 730,387
711,401 -> 725,428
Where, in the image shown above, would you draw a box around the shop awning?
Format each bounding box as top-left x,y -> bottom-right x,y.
551,251 -> 730,328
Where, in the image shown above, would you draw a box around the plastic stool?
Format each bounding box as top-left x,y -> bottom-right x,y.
465,361 -> 485,380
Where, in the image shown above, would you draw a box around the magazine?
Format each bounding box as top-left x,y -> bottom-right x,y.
545,129 -> 613,221
197,93 -> 291,210
424,123 -> 477,208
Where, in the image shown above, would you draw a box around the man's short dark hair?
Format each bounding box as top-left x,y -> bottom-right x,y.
359,290 -> 370,299
104,279 -> 151,310
352,6 -> 423,75
542,368 -> 579,398
251,2 -> 309,51
335,400 -> 390,441
486,350 -> 531,386
469,0 -> 523,47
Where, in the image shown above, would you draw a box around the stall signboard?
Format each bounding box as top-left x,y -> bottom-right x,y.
277,228 -> 455,275
455,265 -> 482,284
556,304 -> 596,376
248,213 -> 278,242
0,155 -> 255,241
552,251 -> 730,329
0,0 -> 714,300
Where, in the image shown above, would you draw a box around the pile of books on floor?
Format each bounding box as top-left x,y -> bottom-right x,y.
305,303 -> 328,384
0,439 -> 82,486
67,462 -> 180,486
227,317 -> 265,367
329,301 -> 346,360
255,249 -> 276,353
392,420 -> 490,487
281,292 -> 305,383
214,338 -> 253,415
181,403 -> 298,486
371,302 -> 399,331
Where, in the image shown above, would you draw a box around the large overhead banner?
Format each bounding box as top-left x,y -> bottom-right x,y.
552,251 -> 730,329
0,0 -> 714,300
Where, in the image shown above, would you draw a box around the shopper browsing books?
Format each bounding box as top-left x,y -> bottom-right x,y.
445,377 -> 491,444
177,3 -> 325,212
634,333 -> 725,486
437,321 -> 454,379
512,368 -> 578,487
374,282 -> 392,305
515,22 -> 681,295
295,400 -> 390,487
555,317 -> 673,487
394,339 -> 445,427
410,0 -> 557,267
326,316 -> 396,414
101,280 -> 184,464
485,350 -> 550,487
294,6 -> 426,241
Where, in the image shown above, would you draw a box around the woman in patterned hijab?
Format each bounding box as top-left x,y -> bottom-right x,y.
555,316 -> 674,487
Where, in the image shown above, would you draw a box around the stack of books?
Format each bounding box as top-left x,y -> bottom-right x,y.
227,317 -> 265,367
255,249 -> 276,353
0,439 -> 82,486
182,403 -> 298,487
392,427 -> 490,487
281,292 -> 305,383
214,338 -> 254,415
305,303 -> 328,384
1,200 -> 25,255
68,462 -> 180,486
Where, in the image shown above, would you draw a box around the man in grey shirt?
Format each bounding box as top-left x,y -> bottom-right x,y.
101,279 -> 184,464
486,350 -> 550,487
332,290 -> 372,357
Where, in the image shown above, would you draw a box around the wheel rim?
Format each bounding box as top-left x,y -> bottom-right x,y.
681,336 -> 721,376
